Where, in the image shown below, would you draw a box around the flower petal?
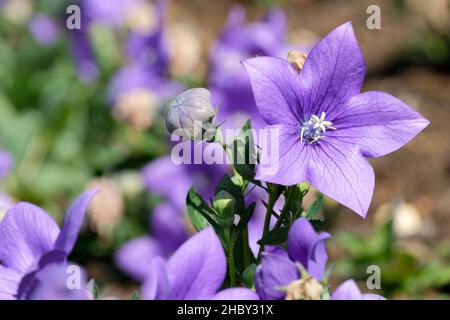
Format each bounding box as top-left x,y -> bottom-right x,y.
307,139 -> 374,217
54,189 -> 99,254
255,124 -> 309,186
287,218 -> 330,280
299,22 -> 365,118
0,265 -> 21,300
167,228 -> 226,300
243,56 -> 303,126
331,91 -> 429,158
213,288 -> 260,300
115,236 -> 162,281
254,252 -> 298,300
0,203 -> 60,274
331,279 -> 363,300
141,257 -> 172,300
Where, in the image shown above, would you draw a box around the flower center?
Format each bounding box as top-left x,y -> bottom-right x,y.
285,278 -> 324,300
300,112 -> 335,144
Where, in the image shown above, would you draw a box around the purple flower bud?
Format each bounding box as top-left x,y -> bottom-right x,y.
166,88 -> 216,140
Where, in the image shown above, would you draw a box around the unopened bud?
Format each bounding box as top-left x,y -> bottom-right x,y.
287,50 -> 307,73
166,88 -> 216,140
212,190 -> 236,228
285,277 -> 324,300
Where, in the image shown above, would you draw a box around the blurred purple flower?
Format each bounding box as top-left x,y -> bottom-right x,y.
125,0 -> 170,75
70,26 -> 99,83
0,190 -> 97,299
28,14 -> 60,46
141,153 -> 227,211
255,218 -> 330,300
81,0 -> 139,27
209,6 -> 310,130
332,279 -> 385,300
108,64 -> 182,130
115,201 -> 188,281
140,227 -> 258,300
244,22 -> 429,217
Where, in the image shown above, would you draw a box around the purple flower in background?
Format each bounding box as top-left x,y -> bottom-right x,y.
244,22 -> 429,217
0,190 -> 97,299
126,0 -> 170,75
81,0 -> 139,27
209,6 -> 310,130
255,218 -> 330,300
332,279 -> 385,300
28,14 -> 60,46
108,64 -> 182,130
141,154 -> 227,211
70,26 -> 99,83
0,149 -> 13,180
141,227 -> 258,300
115,201 -> 188,281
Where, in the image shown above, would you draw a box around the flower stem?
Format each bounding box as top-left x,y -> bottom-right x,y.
274,186 -> 295,229
257,191 -> 277,261
227,243 -> 236,287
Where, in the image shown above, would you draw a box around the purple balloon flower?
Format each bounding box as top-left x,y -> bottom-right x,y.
332,279 -> 385,300
243,22 -> 429,217
141,227 -> 259,300
255,218 -> 330,300
0,190 -> 98,299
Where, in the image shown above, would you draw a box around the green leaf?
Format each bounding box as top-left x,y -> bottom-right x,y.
233,202 -> 256,244
130,291 -> 141,300
231,120 -> 256,180
307,193 -> 324,219
215,174 -> 245,214
186,187 -> 218,231
242,264 -> 257,288
257,227 -> 289,246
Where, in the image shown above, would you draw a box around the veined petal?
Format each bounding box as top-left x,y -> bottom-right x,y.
331,91 -> 429,158
167,228 -> 226,300
213,288 -> 260,300
255,125 -> 309,186
141,257 -> 172,300
0,203 -> 60,274
243,57 -> 303,126
0,265 -> 21,300
287,218 -> 331,281
254,252 -> 298,300
54,189 -> 99,254
299,22 -> 365,118
307,140 -> 374,218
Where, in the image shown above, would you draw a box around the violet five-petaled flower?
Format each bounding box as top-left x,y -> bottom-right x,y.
255,218 -> 330,300
140,227 -> 259,300
243,22 -> 429,217
0,190 -> 98,300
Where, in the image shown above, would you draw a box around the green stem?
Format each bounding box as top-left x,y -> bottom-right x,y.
274,186 -> 295,229
227,244 -> 236,287
242,226 -> 251,267
257,191 -> 277,261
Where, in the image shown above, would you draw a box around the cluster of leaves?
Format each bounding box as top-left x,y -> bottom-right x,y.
187,121 -> 326,288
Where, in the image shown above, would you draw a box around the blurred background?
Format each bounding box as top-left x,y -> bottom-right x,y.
0,0 -> 449,299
